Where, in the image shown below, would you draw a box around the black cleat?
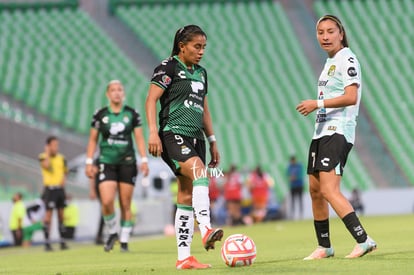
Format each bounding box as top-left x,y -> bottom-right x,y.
60,242 -> 69,250
45,244 -> 53,252
104,233 -> 119,252
120,242 -> 129,253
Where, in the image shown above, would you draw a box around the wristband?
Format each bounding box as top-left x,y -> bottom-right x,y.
141,157 -> 148,163
207,135 -> 216,143
317,99 -> 324,109
85,158 -> 93,165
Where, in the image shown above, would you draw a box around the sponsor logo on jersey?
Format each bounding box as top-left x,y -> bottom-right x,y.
109,122 -> 125,135
318,80 -> 329,86
347,67 -> 357,77
327,65 -> 336,76
102,116 -> 109,124
178,71 -> 186,79
161,75 -> 172,86
184,100 -> 204,111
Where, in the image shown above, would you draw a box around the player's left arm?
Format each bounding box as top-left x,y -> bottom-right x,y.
203,97 -> 220,168
133,127 -> 149,177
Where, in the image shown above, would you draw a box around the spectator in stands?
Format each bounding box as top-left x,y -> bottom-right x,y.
246,166 -> 273,223
146,25 -> 222,269
9,192 -> 25,246
349,188 -> 364,215
22,198 -> 45,247
296,15 -> 376,259
39,136 -> 68,251
63,194 -> 79,240
287,155 -> 304,219
223,165 -> 243,226
208,175 -> 221,224
88,159 -> 104,245
85,80 -> 149,252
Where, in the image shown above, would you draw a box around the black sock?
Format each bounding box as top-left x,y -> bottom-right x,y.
59,222 -> 67,243
342,212 -> 368,243
43,223 -> 50,244
314,219 -> 331,248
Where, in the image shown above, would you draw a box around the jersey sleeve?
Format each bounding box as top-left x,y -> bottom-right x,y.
132,109 -> 142,128
203,68 -> 208,95
341,53 -> 361,88
151,57 -> 175,90
90,109 -> 101,129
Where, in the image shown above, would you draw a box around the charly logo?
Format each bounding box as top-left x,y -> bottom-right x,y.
191,160 -> 224,180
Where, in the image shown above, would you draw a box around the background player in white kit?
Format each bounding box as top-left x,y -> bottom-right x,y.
296,15 -> 377,259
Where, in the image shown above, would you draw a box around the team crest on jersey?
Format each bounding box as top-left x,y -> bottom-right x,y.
181,145 -> 191,155
102,116 -> 109,124
123,116 -> 130,123
162,75 -> 172,86
327,65 -> 336,76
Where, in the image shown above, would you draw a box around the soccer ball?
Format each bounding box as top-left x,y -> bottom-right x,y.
221,234 -> 257,267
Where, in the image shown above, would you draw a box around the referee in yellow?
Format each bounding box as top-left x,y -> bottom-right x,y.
39,136 -> 68,251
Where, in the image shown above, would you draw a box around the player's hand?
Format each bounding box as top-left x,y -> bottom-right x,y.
148,132 -> 163,157
89,187 -> 97,200
140,162 -> 149,177
44,145 -> 50,155
208,142 -> 220,168
296,100 -> 318,116
85,164 -> 95,179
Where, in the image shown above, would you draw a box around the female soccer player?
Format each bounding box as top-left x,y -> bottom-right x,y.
146,25 -> 223,269
85,80 -> 149,252
296,15 -> 376,259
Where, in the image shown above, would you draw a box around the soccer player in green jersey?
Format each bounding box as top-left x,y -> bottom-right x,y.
296,15 -> 376,260
85,80 -> 149,252
146,25 -> 223,269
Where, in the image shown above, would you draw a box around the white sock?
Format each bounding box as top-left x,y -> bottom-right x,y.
192,178 -> 211,237
103,213 -> 117,235
175,204 -> 194,261
120,220 -> 133,243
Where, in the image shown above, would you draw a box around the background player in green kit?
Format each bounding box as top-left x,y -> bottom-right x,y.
296,15 -> 376,260
85,80 -> 149,252
146,25 -> 223,270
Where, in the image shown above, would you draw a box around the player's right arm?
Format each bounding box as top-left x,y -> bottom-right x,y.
145,84 -> 164,157
39,145 -> 51,170
85,129 -> 99,179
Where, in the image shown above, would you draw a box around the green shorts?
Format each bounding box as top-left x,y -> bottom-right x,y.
23,222 -> 43,241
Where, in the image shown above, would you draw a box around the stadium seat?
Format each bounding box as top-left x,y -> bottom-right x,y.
0,7 -> 148,134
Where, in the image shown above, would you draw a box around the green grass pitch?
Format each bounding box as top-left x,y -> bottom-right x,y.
1,215 -> 413,275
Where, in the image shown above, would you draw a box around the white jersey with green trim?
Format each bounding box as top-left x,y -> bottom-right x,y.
313,47 -> 362,144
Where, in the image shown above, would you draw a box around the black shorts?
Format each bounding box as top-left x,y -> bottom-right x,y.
160,131 -> 206,175
97,163 -> 137,185
42,187 -> 66,209
307,133 -> 353,176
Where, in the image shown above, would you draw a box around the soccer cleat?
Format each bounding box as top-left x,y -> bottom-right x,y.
104,233 -> 119,252
345,236 -> 377,258
60,242 -> 69,250
120,243 -> 129,253
44,243 -> 53,252
176,256 -> 211,270
303,246 -> 334,260
202,227 -> 224,251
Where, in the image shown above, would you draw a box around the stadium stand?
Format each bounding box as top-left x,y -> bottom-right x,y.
0,3 -> 149,134
314,0 -> 414,185
113,0 -> 375,199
